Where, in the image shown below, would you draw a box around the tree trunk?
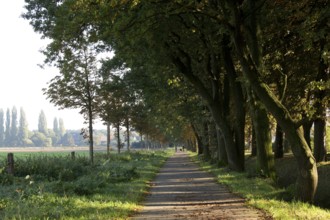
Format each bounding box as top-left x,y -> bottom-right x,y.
314,119 -> 326,162
202,121 -> 211,160
250,95 -> 275,178
88,109 -> 94,164
222,40 -> 246,167
247,88 -> 275,178
107,122 -> 111,156
125,117 -> 130,152
303,121 -> 313,150
313,41 -> 328,162
251,125 -> 257,156
274,124 -> 284,158
116,123 -> 121,154
191,124 -> 203,155
216,126 -> 228,166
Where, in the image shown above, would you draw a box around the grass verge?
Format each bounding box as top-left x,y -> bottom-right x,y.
189,152 -> 330,220
0,149 -> 173,219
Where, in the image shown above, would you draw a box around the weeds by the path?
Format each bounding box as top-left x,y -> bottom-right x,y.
189,152 -> 330,220
0,150 -> 173,219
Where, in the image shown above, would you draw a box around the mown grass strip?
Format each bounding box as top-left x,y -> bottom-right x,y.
189,152 -> 330,220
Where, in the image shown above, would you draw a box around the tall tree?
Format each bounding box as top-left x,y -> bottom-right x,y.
10,106 -> 18,146
59,118 -> 65,137
4,108 -> 10,146
0,109 -> 4,147
53,117 -> 59,135
43,39 -> 101,163
225,0 -> 318,202
18,107 -> 29,146
38,110 -> 48,135
52,117 -> 60,146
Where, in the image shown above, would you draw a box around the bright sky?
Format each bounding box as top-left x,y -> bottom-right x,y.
0,1 -> 104,130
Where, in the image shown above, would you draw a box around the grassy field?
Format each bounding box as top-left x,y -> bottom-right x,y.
0,149 -> 173,219
0,151 -> 89,160
190,152 -> 330,219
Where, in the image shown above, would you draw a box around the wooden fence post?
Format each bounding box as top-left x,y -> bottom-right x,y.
7,153 -> 14,175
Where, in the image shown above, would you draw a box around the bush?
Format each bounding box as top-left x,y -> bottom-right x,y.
14,155 -> 90,182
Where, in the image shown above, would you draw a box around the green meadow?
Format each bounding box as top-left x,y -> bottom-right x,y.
0,150 -> 173,219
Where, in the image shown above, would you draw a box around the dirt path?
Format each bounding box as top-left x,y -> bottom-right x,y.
131,152 -> 271,220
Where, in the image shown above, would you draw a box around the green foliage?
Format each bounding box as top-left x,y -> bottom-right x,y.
0,150 -> 173,219
14,155 -> 90,181
30,132 -> 52,147
18,108 -> 30,146
0,109 -> 4,147
0,167 -> 14,185
38,110 -> 48,135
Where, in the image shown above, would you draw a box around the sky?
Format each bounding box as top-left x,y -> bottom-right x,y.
0,1 -> 104,130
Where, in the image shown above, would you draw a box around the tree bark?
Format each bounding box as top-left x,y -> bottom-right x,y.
313,41 -> 328,162
251,125 -> 257,156
88,106 -> 94,164
125,117 -> 130,152
107,122 -> 111,156
248,93 -> 275,178
216,126 -> 228,166
202,121 -> 211,160
191,124 -> 203,155
222,42 -> 246,165
116,123 -> 121,154
274,124 -> 284,158
303,120 -> 313,150
314,119 -> 326,162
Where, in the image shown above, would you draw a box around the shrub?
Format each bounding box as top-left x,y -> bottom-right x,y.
14,155 -> 90,182
0,167 -> 14,185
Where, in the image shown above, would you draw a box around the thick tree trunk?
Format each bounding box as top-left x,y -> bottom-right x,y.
313,43 -> 328,162
191,124 -> 203,155
216,126 -> 228,166
251,98 -> 275,178
247,89 -> 275,178
208,103 -> 243,170
202,121 -> 211,160
314,119 -> 326,162
251,126 -> 257,156
274,124 -> 284,158
222,40 -> 246,166
303,120 -> 313,150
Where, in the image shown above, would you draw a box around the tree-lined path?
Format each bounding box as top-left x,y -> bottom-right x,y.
132,152 -> 270,219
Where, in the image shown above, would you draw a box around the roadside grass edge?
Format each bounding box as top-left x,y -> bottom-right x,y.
188,152 -> 330,220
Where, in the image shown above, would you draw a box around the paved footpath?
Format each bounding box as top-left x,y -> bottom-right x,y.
131,152 -> 271,220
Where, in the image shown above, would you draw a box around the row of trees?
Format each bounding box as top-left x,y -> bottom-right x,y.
0,107 -> 68,147
23,0 -> 329,203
